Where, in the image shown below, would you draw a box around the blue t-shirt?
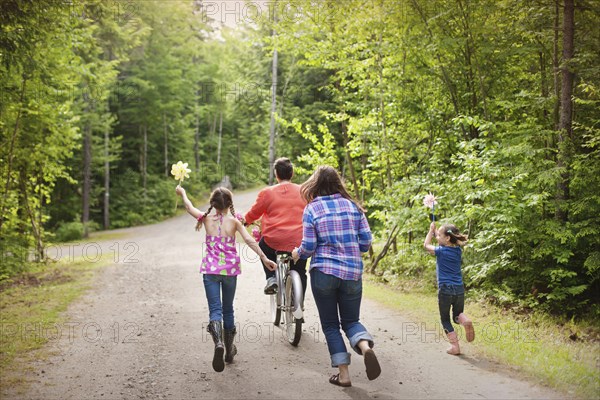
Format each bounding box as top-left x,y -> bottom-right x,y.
434,246 -> 463,286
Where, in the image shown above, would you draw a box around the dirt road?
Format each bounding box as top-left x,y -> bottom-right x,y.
4,189 -> 563,399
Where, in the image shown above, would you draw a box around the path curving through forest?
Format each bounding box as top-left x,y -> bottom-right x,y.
3,189 -> 563,400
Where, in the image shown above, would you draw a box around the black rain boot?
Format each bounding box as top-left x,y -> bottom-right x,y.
224,327 -> 237,363
207,321 -> 225,372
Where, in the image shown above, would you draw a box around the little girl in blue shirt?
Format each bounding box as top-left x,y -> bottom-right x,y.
424,222 -> 475,355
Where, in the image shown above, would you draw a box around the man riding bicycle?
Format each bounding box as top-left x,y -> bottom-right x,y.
243,158 -> 307,296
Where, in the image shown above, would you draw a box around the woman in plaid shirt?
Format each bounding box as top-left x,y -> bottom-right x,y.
292,166 -> 381,387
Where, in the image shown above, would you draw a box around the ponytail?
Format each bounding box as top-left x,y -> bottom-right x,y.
442,224 -> 468,246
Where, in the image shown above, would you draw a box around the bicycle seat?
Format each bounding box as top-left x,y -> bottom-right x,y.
276,251 -> 292,261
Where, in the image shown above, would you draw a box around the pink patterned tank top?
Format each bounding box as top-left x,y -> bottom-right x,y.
199,212 -> 241,276
200,235 -> 241,276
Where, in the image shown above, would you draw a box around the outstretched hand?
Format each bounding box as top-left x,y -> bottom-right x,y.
175,185 -> 185,196
263,258 -> 277,271
292,248 -> 300,262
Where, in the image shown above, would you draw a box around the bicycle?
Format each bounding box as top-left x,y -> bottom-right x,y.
270,251 -> 304,346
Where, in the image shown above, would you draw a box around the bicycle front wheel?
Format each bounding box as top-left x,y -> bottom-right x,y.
271,267 -> 282,326
270,292 -> 281,326
284,271 -> 303,346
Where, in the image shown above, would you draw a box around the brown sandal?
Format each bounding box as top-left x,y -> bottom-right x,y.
329,373 -> 352,387
364,349 -> 381,380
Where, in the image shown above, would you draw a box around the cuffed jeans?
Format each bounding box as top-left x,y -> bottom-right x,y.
310,268 -> 374,367
203,274 -> 237,330
438,283 -> 465,333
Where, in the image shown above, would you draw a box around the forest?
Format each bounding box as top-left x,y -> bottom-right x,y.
1,0 -> 599,317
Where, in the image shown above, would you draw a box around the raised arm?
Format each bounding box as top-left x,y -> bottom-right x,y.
235,220 -> 277,271
175,186 -> 203,219
424,221 -> 436,255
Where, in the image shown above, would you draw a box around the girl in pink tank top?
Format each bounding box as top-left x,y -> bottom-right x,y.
176,186 -> 276,372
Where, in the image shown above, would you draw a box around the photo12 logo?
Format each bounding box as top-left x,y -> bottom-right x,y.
194,1 -> 338,26
43,242 -> 141,264
62,0 -> 139,26
1,321 -> 141,345
201,321 -> 321,344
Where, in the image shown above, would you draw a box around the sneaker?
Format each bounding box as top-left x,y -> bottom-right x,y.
264,277 -> 277,295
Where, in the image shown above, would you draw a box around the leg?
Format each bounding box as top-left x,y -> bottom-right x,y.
453,293 -> 474,342
259,238 -> 276,280
220,276 -> 238,330
338,279 -> 380,381
203,274 -> 225,371
438,288 -> 459,355
310,269 -> 350,368
338,279 -> 372,352
259,239 -> 277,294
203,274 -> 223,323
438,290 -> 454,334
220,276 -> 238,363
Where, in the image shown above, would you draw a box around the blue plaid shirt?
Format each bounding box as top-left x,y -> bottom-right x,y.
296,193 -> 372,281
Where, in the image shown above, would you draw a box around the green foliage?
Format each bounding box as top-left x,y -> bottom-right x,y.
53,221 -> 86,243
109,170 -> 176,229
1,0 -> 598,318
266,0 -> 600,316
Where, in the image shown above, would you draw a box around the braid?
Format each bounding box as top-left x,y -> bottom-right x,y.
196,206 -> 213,231
229,204 -> 236,219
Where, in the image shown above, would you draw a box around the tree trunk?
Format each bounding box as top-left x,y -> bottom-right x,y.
194,113 -> 200,172
82,123 -> 92,239
164,113 -> 169,177
268,2 -> 278,185
377,26 -> 393,188
370,224 -> 400,274
341,121 -> 360,198
0,76 -> 27,234
143,124 -> 147,197
103,126 -> 110,230
556,0 -> 574,222
553,0 -> 561,130
20,170 -> 43,262
217,110 -> 223,168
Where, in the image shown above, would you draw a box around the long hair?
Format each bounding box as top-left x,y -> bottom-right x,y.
300,165 -> 365,212
195,187 -> 235,231
439,224 -> 468,246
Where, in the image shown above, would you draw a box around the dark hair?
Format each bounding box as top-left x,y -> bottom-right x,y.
274,157 -> 293,181
195,187 -> 236,231
440,224 -> 468,246
300,165 -> 365,212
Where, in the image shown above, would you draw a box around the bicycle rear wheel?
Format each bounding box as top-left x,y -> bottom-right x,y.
284,272 -> 303,346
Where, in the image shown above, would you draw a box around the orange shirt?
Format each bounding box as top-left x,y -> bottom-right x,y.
244,182 -> 306,252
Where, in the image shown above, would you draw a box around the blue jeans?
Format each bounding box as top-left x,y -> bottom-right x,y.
203,274 -> 237,330
310,269 -> 374,367
438,283 -> 465,333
